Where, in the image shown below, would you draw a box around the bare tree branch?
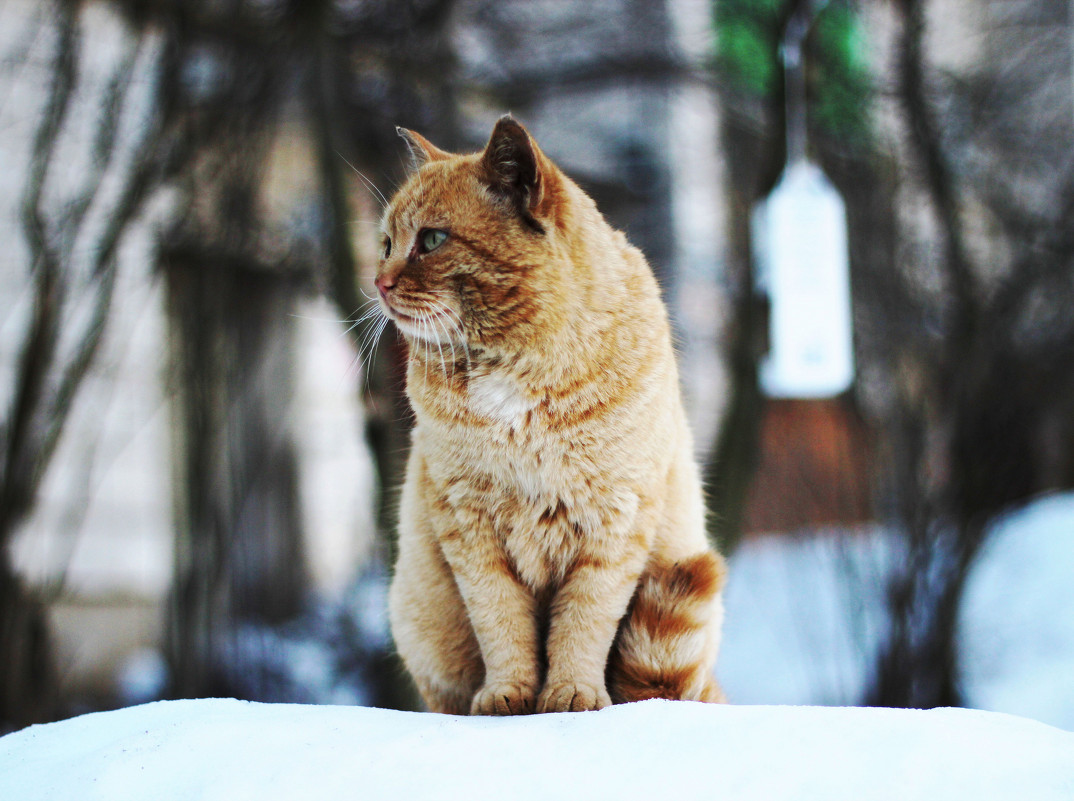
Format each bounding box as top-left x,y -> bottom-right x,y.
42,37 -> 169,477
895,0 -> 978,351
1,3 -> 79,536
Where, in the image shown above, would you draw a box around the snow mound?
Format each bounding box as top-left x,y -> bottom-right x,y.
2,699 -> 1072,800
960,492 -> 1074,730
719,526 -> 894,705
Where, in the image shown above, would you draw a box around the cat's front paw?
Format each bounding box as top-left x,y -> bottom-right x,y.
470,682 -> 537,716
537,681 -> 611,713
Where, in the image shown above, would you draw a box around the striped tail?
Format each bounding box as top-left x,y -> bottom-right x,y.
607,550 -> 728,704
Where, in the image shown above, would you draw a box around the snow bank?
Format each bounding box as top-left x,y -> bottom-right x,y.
2,699 -> 1072,801
720,493 -> 1074,730
719,526 -> 894,706
959,492 -> 1074,730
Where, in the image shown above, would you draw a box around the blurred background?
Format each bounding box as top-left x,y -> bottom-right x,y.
2,0 -> 1073,733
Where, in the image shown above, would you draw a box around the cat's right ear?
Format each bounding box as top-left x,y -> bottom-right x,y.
480,115 -> 546,232
396,127 -> 452,169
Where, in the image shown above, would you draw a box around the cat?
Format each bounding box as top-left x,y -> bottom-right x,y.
380,115 -> 727,715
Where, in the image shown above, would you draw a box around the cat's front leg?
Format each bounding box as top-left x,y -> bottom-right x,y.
538,534 -> 650,713
437,528 -> 540,715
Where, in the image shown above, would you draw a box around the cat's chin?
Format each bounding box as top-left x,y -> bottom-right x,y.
388,308 -> 459,347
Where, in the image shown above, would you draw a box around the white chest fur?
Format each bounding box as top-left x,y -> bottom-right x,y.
467,369 -> 537,428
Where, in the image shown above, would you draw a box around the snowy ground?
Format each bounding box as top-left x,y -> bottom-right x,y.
719,492 -> 1074,731
718,524 -> 894,707
959,493 -> 1074,730
1,698 -> 1072,801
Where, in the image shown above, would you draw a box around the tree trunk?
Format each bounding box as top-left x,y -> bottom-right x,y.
703,173 -> 769,552
0,552 -> 54,730
164,257 -> 308,698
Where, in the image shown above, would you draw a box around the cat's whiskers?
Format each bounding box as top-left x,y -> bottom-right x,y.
419,314 -> 431,384
355,308 -> 390,386
369,315 -> 390,377
340,312 -> 378,392
336,150 -> 388,210
429,311 -> 446,377
436,315 -> 459,378
428,311 -> 452,378
309,298 -> 383,390
427,298 -> 468,377
344,298 -> 384,339
417,308 -> 449,379
356,321 -> 376,377
431,298 -> 465,334
347,317 -> 385,372
376,291 -> 465,382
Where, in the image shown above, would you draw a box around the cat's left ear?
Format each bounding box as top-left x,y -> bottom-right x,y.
397,127 -> 452,169
481,115 -> 548,232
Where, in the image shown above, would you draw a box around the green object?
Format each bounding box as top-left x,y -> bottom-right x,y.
714,0 -> 869,140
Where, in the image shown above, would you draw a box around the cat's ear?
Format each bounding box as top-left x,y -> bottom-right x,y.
396,127 -> 452,169
480,115 -> 547,232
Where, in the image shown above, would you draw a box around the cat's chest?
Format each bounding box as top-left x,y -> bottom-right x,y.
465,370 -> 537,429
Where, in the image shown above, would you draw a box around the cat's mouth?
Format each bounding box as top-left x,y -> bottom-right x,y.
385,306 -> 417,324
377,294 -> 410,321
383,303 -> 428,327
381,301 -> 459,344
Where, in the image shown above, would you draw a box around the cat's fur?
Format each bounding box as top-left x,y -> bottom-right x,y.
380,116 -> 726,715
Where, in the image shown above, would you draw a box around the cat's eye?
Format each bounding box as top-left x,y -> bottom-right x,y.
382,236 -> 392,259
418,228 -> 448,254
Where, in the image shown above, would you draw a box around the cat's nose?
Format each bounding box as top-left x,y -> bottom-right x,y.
375,272 -> 396,298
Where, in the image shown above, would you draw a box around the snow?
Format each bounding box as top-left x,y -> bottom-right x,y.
719,526 -> 895,706
719,493 -> 1074,731
0,698 -> 1071,800
959,493 -> 1074,730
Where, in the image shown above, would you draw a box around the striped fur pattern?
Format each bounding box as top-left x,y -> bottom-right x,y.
381,116 -> 726,715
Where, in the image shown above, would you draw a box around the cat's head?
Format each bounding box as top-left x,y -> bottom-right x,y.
375,116 -> 575,355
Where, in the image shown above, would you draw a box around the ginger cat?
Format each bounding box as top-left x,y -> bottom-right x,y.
380,116 -> 726,715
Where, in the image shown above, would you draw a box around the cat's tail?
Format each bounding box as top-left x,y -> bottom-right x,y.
607,550 -> 728,704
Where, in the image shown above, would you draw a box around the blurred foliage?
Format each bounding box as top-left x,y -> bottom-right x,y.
713,0 -> 784,97
811,4 -> 870,141
713,0 -> 870,142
